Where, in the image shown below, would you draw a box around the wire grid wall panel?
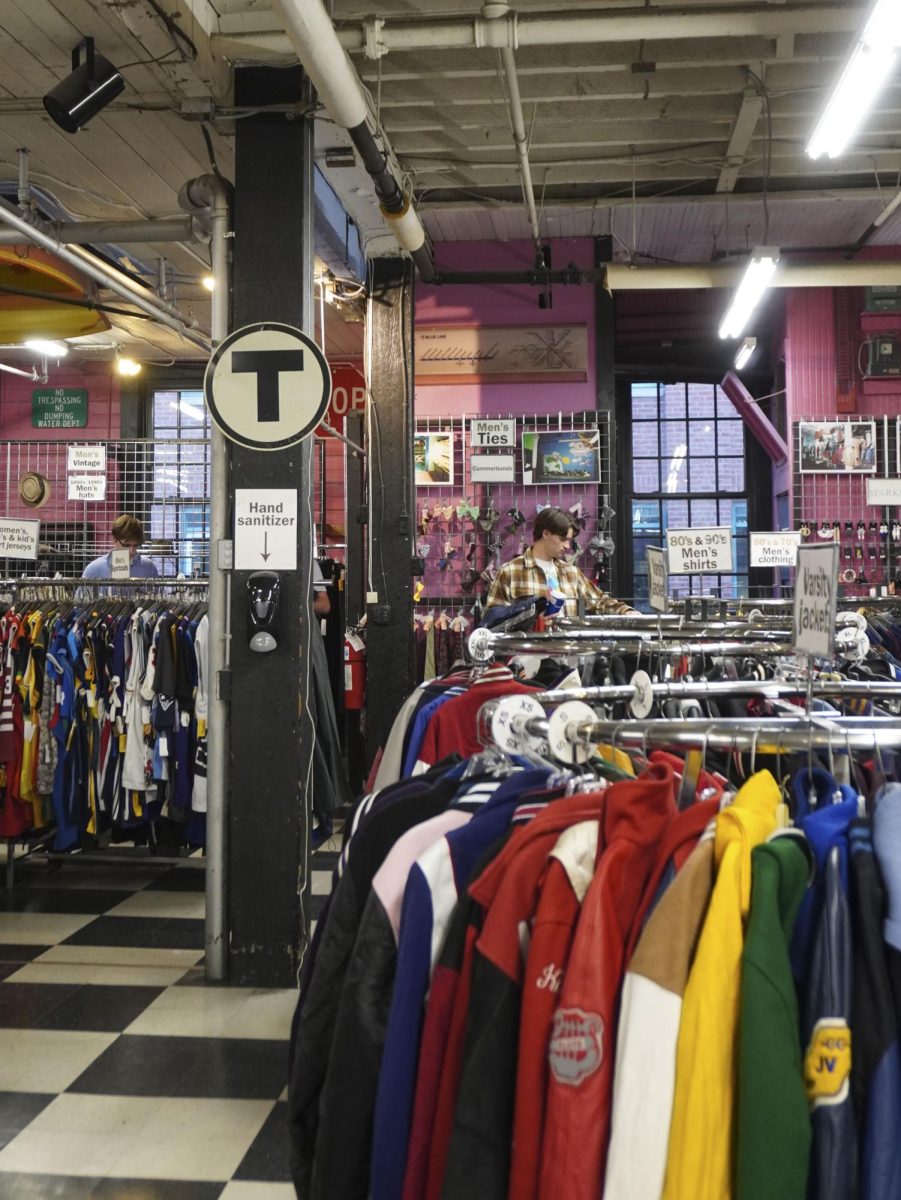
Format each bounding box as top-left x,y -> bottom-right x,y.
0,440 -> 210,577
793,416 -> 900,597
414,411 -> 613,613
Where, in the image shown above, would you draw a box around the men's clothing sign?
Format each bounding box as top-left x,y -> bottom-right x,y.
204,323 -> 331,451
665,527 -> 734,575
749,531 -> 802,568
646,546 -> 668,612
235,489 -> 298,570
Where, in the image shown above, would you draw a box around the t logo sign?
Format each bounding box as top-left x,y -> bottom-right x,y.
232,349 -> 305,422
204,322 -> 331,451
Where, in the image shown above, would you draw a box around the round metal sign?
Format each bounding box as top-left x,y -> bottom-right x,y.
203,322 -> 331,451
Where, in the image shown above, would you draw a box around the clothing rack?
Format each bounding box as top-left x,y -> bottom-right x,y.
524,677 -> 901,708
469,628 -> 799,662
0,580 -> 210,888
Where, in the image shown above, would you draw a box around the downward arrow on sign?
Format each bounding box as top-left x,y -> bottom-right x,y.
261,531 -> 270,562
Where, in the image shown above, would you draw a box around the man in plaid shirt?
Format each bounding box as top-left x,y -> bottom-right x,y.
486,506 -> 635,617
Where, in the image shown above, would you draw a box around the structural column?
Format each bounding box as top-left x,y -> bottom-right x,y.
227,66 -> 316,987
364,258 -> 416,766
594,235 -> 621,597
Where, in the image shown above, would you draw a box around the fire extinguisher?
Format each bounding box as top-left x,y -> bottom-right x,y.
344,632 -> 366,710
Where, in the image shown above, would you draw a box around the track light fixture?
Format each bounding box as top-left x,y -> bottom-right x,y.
43,38 -> 125,134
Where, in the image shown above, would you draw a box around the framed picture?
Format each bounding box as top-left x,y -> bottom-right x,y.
522,429 -> 601,485
414,432 -> 454,485
798,420 -> 877,473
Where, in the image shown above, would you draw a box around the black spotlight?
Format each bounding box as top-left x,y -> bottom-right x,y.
43,38 -> 125,134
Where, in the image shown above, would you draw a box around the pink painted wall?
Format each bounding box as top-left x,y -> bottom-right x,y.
0,363 -> 123,532
415,238 -> 598,417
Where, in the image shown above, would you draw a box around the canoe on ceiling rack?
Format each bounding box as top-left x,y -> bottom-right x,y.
0,245 -> 110,341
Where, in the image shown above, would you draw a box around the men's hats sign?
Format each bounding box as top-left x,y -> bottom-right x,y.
203,322 -> 331,451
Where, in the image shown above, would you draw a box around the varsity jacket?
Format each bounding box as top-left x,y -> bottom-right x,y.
507,821 -> 600,1200
310,808 -> 476,1200
737,833 -> 812,1200
402,833 -> 514,1200
485,545 -> 635,617
413,670 -> 540,774
537,764 -> 678,1200
288,769 -> 466,1197
850,816 -> 901,1200
662,769 -> 780,1200
370,768 -> 553,1200
797,794 -> 858,1200
603,827 -> 717,1200
429,788 -> 605,1200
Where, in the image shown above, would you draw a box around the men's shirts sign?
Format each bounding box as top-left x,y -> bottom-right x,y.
665,527 -> 733,574
793,542 -> 839,659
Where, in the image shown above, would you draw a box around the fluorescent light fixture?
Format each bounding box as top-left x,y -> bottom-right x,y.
202,275 -> 215,292
734,336 -> 758,370
24,339 -> 68,357
718,247 -> 779,340
116,356 -> 141,377
807,0 -> 901,159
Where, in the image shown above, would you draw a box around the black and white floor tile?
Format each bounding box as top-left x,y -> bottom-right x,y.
0,832 -> 339,1199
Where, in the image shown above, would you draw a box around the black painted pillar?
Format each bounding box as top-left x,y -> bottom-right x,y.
595,235 -> 621,597
364,258 -> 416,766
228,66 -> 315,987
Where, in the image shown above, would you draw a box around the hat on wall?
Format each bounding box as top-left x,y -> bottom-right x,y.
18,471 -> 51,509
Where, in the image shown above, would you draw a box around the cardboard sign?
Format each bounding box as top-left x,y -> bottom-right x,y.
470,418 -> 516,449
750,531 -> 802,568
793,542 -> 839,659
470,453 -> 516,482
866,477 -> 901,506
235,488 -> 298,570
0,518 -> 39,559
67,474 -> 107,502
67,445 -> 106,472
665,527 -> 734,574
646,546 -> 668,612
110,548 -> 130,579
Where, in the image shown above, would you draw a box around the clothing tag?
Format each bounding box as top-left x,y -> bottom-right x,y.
119,733 -> 127,754
197,718 -> 207,738
159,737 -> 169,758
141,704 -> 151,725
181,711 -> 190,729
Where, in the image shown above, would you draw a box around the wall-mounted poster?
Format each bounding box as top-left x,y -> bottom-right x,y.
416,325 -> 588,384
414,432 -> 454,485
522,430 -> 601,485
798,420 -> 877,473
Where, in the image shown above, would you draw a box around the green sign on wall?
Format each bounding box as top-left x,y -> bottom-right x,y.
31,388 -> 88,429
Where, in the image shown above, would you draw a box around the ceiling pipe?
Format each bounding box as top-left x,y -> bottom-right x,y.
0,360 -> 43,381
482,2 -> 541,252
337,4 -> 860,54
430,260 -> 901,288
268,0 -> 436,282
846,187 -> 901,256
0,216 -> 209,246
0,194 -> 211,353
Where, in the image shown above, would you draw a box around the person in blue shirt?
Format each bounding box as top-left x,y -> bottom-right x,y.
82,514 -> 159,579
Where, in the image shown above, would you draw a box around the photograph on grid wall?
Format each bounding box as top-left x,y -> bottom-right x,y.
521,429 -> 601,485
414,432 -> 455,485
798,420 -> 878,473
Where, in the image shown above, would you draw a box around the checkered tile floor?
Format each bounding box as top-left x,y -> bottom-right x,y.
0,833 -> 340,1199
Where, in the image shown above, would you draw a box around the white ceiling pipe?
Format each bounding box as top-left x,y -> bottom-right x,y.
0,195 -> 211,352
337,5 -> 860,55
498,42 -> 542,246
270,0 -> 435,277
605,260 -> 901,289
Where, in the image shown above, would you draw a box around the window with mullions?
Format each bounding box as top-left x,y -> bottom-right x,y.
150,389 -> 211,576
630,382 -> 749,606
